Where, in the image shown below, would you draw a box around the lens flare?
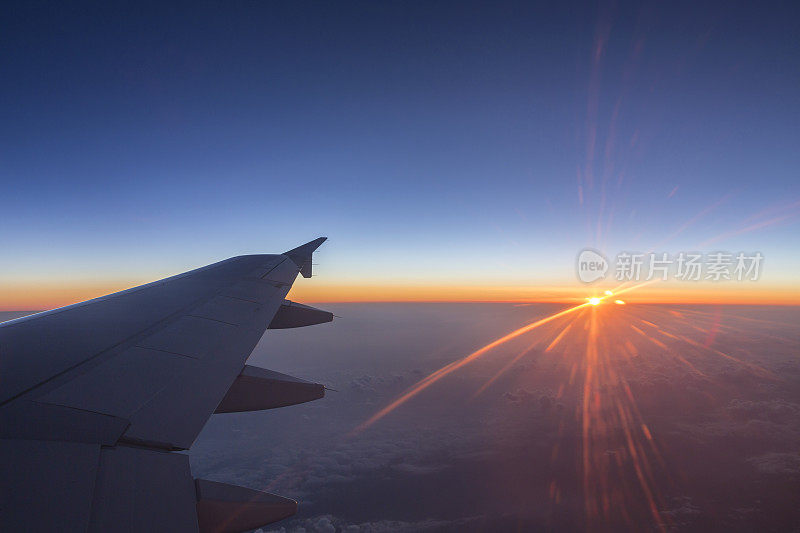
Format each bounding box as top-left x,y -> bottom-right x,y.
352,301 -> 591,433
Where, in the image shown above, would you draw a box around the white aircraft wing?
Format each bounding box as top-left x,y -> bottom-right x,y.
0,238 -> 333,532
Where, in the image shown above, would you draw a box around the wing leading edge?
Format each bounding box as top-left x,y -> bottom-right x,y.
0,238 -> 331,532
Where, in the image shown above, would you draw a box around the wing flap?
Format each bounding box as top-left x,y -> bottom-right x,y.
36,346 -> 194,419
0,439 -> 101,532
136,316 -> 238,360
121,339 -> 257,449
189,295 -> 265,327
219,278 -> 284,304
0,401 -> 128,444
88,446 -> 198,532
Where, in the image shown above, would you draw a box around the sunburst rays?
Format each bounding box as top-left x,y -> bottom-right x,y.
353,296 -> 795,528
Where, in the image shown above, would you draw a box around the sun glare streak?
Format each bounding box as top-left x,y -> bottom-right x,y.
472,338 -> 540,399
352,302 -> 592,433
545,314 -> 582,352
474,310 -> 587,398
570,305 -> 670,528
612,278 -> 661,296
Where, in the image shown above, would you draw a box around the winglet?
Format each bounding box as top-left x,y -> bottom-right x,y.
284,237 -> 327,278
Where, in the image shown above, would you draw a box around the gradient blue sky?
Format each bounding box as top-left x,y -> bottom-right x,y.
1,1 -> 799,303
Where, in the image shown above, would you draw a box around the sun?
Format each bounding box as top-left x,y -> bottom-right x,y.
588,297 -> 601,306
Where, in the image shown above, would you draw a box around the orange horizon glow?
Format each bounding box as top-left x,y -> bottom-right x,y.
290,282 -> 800,306
1,279 -> 799,312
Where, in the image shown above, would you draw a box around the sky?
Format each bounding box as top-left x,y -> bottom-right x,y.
1,1 -> 799,309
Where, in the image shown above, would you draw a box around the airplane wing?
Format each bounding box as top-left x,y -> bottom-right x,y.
0,238 -> 333,532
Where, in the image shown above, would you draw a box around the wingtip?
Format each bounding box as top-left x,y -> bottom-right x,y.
284,237 -> 327,277
284,237 -> 327,257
